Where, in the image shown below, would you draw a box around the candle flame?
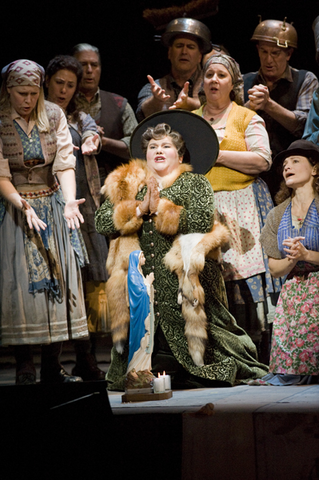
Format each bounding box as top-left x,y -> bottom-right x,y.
163,371 -> 166,376
158,372 -> 160,378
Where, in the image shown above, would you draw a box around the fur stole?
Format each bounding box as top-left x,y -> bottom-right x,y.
102,159 -> 149,353
164,222 -> 229,366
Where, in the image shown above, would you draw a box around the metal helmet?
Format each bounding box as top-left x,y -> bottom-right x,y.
161,18 -> 212,54
251,18 -> 298,49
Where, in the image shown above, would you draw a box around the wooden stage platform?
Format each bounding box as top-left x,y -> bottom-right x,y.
108,384 -> 319,480
1,342 -> 318,479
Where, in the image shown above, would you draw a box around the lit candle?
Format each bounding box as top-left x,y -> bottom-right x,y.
162,371 -> 171,391
153,373 -> 165,393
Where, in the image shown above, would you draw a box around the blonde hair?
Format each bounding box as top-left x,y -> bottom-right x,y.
0,84 -> 50,132
35,88 -> 50,132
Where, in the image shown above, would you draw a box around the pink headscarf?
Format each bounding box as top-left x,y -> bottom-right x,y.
2,59 -> 45,88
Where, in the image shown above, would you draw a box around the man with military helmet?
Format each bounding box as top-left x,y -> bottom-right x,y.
244,18 -> 318,199
136,17 -> 213,121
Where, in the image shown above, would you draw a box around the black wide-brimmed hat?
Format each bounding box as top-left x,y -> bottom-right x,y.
274,139 -> 319,165
130,109 -> 219,175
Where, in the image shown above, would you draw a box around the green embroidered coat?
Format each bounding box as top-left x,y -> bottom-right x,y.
95,160 -> 268,390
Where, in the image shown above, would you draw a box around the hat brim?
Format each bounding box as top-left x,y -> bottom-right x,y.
274,146 -> 319,166
130,109 -> 219,175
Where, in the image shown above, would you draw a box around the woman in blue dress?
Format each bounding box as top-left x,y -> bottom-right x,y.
260,139 -> 319,385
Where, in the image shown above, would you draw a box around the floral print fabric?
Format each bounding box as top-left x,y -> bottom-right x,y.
270,271 -> 319,375
269,202 -> 319,375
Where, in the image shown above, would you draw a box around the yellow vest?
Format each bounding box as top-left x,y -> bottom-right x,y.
193,102 -> 256,191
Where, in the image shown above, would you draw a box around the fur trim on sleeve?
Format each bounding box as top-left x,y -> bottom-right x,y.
113,200 -> 143,235
155,198 -> 183,235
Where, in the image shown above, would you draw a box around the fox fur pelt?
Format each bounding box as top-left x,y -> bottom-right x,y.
100,158 -> 227,365
100,159 -> 192,353
101,159 -> 150,353
164,221 -> 229,366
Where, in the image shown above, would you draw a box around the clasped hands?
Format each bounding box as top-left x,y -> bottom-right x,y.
138,177 -> 160,216
145,272 -> 155,286
283,236 -> 307,262
247,84 -> 269,111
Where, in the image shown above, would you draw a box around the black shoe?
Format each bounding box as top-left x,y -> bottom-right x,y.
16,373 -> 36,385
72,353 -> 106,381
40,367 -> 83,384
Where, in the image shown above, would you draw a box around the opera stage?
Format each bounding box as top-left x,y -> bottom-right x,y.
1,343 -> 318,480
109,384 -> 319,480
1,381 -> 318,480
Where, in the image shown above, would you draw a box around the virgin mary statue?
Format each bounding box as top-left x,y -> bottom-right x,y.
126,250 -> 155,373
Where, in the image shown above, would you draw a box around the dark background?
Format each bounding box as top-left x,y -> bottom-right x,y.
1,0 -> 319,112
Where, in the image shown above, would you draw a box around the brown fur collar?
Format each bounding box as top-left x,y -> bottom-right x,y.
101,159 -> 150,204
101,159 -> 193,203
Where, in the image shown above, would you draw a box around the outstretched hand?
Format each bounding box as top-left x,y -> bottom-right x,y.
147,75 -> 170,103
21,199 -> 47,232
81,134 -> 99,155
64,199 -> 85,229
169,81 -> 190,110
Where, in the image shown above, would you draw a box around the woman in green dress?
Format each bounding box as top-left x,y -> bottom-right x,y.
95,110 -> 268,390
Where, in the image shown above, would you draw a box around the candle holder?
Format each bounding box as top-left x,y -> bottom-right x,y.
122,370 -> 173,403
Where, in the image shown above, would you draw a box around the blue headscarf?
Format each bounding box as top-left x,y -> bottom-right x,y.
127,250 -> 151,365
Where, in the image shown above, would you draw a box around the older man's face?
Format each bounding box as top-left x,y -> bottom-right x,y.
74,50 -> 101,94
257,41 -> 292,82
168,36 -> 202,76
